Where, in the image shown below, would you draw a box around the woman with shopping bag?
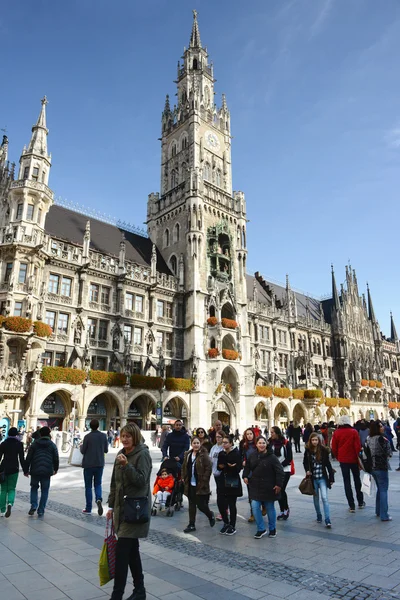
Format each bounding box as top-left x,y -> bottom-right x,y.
364,420 -> 392,521
105,423 -> 152,600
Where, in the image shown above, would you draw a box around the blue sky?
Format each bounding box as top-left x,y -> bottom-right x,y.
2,0 -> 400,335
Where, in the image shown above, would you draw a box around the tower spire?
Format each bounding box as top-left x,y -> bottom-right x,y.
331,264 -> 340,310
189,9 -> 202,48
28,96 -> 49,155
366,283 -> 376,322
390,312 -> 398,342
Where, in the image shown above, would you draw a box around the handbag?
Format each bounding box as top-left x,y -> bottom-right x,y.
123,496 -> 149,524
299,475 -> 315,496
69,447 -> 83,467
224,473 -> 240,488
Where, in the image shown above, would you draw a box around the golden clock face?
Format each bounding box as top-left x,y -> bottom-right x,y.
205,130 -> 220,151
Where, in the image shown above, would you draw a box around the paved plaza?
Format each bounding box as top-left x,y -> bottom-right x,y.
1,445 -> 400,600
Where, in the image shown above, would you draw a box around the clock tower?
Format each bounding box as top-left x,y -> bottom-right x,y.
147,11 -> 253,429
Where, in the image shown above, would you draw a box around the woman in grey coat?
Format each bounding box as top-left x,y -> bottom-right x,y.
107,423 -> 152,600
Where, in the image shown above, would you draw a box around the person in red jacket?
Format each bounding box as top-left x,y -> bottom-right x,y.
331,415 -> 365,512
152,469 -> 175,510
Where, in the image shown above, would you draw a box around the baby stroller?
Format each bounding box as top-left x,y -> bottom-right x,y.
151,458 -> 184,517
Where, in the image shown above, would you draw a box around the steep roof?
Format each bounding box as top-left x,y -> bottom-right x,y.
45,205 -> 171,274
246,273 -> 323,322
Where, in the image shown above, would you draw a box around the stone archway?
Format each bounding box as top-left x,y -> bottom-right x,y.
85,391 -> 122,431
220,365 -> 239,400
163,396 -> 189,427
38,390 -> 71,431
211,395 -> 235,429
274,402 -> 289,428
292,402 -> 307,426
255,401 -> 268,423
128,394 -> 156,430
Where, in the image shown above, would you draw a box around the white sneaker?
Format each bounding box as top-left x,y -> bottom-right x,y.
0,513 -> 4,518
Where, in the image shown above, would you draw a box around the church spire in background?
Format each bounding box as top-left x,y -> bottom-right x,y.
189,9 -> 202,48
391,312 -> 398,342
331,265 -> 340,310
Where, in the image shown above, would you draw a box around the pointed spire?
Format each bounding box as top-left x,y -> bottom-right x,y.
221,93 -> 227,111
27,96 -> 49,156
331,264 -> 340,310
164,94 -> 170,113
189,9 -> 202,48
391,312 -> 398,342
366,283 -> 376,323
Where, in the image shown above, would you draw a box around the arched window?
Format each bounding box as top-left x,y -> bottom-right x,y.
216,169 -> 222,187
164,229 -> 170,247
169,255 -> 177,274
174,223 -> 180,243
171,141 -> 177,157
181,162 -> 187,182
171,170 -> 177,188
193,58 -> 198,70
204,86 -> 210,107
204,162 -> 211,181
181,135 -> 188,150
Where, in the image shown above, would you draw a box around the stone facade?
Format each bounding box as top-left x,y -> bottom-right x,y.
0,13 -> 399,436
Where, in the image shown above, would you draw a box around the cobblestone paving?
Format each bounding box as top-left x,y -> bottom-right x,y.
17,491 -> 400,600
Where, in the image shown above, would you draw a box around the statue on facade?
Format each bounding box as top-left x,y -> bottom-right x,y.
145,329 -> 155,355
74,320 -> 83,345
113,328 -> 120,351
82,341 -> 91,373
158,348 -> 165,379
123,341 -> 133,376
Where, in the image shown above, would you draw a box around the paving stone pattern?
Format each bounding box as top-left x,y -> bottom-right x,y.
16,492 -> 399,600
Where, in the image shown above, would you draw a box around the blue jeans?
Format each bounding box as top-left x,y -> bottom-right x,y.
372,470 -> 389,520
251,500 -> 276,532
30,475 -> 51,515
84,466 -> 104,512
313,478 -> 330,523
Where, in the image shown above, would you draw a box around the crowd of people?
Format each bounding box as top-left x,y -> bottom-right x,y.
0,415 -> 397,600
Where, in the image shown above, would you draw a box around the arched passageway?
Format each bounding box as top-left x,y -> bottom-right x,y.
86,393 -> 120,430
128,395 -> 156,430
163,397 -> 188,427
38,391 -> 70,430
274,402 -> 289,428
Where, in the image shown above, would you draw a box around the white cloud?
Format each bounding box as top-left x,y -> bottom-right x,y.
386,124 -> 400,149
310,0 -> 334,37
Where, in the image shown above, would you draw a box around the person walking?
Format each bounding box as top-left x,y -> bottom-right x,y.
107,422 -> 152,600
80,418 -> 108,515
243,435 -> 284,539
292,424 -> 302,453
365,420 -> 392,521
331,415 -> 365,512
0,427 -> 26,518
383,421 -> 396,452
24,426 -> 59,517
162,419 -> 190,465
209,431 -> 225,521
302,423 -> 313,445
181,436 -> 215,533
216,436 -> 242,535
269,426 -> 293,521
240,427 -> 258,522
304,432 -> 334,527
107,427 -> 114,447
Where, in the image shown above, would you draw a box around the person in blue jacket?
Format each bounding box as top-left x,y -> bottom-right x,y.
162,420 -> 190,465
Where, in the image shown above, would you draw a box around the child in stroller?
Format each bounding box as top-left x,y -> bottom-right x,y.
151,458 -> 183,516
153,468 -> 174,511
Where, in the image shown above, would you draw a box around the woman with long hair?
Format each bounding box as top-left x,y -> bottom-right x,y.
195,427 -> 212,452
303,432 -> 334,528
243,436 -> 284,539
269,426 -> 293,521
181,436 -> 215,533
209,430 -> 225,521
365,420 -> 392,521
106,423 -> 152,600
216,436 -> 242,535
240,427 -> 258,522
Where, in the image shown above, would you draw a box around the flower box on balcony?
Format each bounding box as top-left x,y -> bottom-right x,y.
376,381 -> 383,388
165,377 -> 195,392
4,316 -> 32,333
33,321 -> 52,338
325,397 -> 338,407
389,402 -> 400,409
292,389 -> 305,400
41,366 -> 86,385
369,380 -> 376,388
273,387 -> 291,398
339,398 -> 351,408
304,389 -> 324,400
255,385 -> 273,398
221,318 -> 238,330
207,317 -> 218,326
361,379 -> 369,387
222,349 -> 239,360
90,370 -> 126,386
130,374 -> 163,390
208,348 -> 219,358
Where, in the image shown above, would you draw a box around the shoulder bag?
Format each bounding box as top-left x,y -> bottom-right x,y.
121,459 -> 149,524
298,476 -> 315,495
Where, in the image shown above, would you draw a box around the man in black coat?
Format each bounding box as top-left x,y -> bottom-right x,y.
80,419 -> 108,515
162,420 -> 190,464
24,426 -> 59,517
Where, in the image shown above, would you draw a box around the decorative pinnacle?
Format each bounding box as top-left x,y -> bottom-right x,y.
190,9 -> 202,48
41,95 -> 48,106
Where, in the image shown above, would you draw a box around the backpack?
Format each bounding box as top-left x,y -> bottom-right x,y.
359,444 -> 372,474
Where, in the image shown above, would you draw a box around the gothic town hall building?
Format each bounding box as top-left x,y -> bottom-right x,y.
0,13 -> 399,436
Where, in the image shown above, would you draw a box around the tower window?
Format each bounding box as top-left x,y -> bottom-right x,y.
16,204 -> 23,220
181,136 -> 188,150
32,167 -> 39,182
164,229 -> 170,247
170,255 -> 177,274
204,163 -> 211,180
14,302 -> 23,317
193,58 -> 198,70
171,142 -> 177,157
4,262 -> 13,282
26,204 -> 34,221
23,166 -> 29,179
174,223 -> 180,243
18,263 -> 27,284
216,169 -> 222,187
171,170 -> 177,188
